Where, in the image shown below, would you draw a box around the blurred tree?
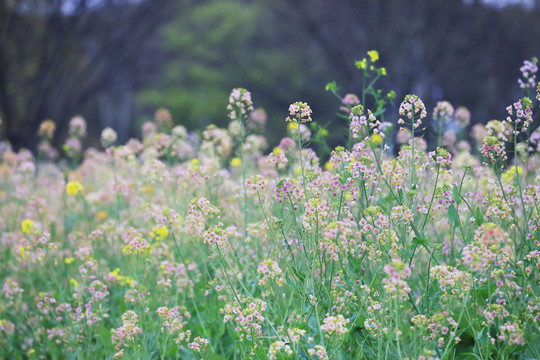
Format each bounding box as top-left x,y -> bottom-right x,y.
140,0 -> 540,149
137,0 -> 347,146
0,0 -> 177,149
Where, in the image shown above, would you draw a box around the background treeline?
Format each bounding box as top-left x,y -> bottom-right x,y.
1,0 -> 540,151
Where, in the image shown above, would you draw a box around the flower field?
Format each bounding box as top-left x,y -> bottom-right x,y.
1,53 -> 540,359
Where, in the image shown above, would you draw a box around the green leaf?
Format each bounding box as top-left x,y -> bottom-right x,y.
453,185 -> 462,205
461,353 -> 483,360
413,237 -> 428,245
285,273 -> 299,291
474,207 -> 484,226
448,205 -> 461,228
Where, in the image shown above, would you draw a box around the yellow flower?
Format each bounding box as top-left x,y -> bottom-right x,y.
70,278 -> 79,288
231,157 -> 242,167
151,225 -> 169,241
287,122 -> 299,131
95,211 -> 108,221
65,257 -> 75,264
190,158 -> 200,171
324,161 -> 333,171
66,181 -> 83,196
356,58 -> 367,69
380,67 -> 387,76
19,246 -> 26,259
367,50 -> 379,62
110,268 -> 121,277
502,166 -> 523,183
371,133 -> 383,147
21,219 -> 33,234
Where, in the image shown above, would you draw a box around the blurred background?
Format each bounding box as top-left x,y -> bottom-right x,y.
1,0 -> 539,153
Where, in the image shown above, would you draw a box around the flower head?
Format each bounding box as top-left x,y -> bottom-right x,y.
151,225 -> 169,241
286,101 -> 312,123
227,88 -> 253,120
66,181 -> 83,196
21,219 -> 33,234
398,94 -> 426,128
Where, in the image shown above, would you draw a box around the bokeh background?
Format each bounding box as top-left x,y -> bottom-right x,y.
1,0 -> 539,153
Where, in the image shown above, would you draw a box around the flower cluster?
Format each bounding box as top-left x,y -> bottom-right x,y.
111,311 -> 143,351
66,181 -> 83,196
257,259 -> 284,286
433,101 -> 454,123
204,226 -> 229,249
349,104 -> 381,141
221,298 -> 267,342
505,97 -> 534,133
286,101 -> 312,123
398,94 -> 427,128
430,266 -> 472,297
320,314 -> 350,336
245,174 -> 267,195
151,225 -> 169,241
227,88 -> 254,120
480,136 -> 507,163
382,260 -> 412,299
518,58 -> 537,89
156,306 -> 192,344
428,147 -> 452,168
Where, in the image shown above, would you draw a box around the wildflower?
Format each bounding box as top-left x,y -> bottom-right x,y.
320,314 -> 350,336
38,119 -> 56,140
220,298 -> 267,342
227,88 -> 253,120
455,106 -> 471,128
505,97 -> 534,133
398,94 -> 427,128
367,50 -> 379,62
308,345 -> 329,360
285,101 -> 312,123
433,101 -> 454,123
188,337 -> 209,353
95,211 -> 108,221
100,127 -> 118,148
111,311 -> 143,350
230,157 -> 241,167
518,58 -> 537,89
21,219 -> 33,234
151,225 -> 169,241
204,226 -> 228,249
371,133 -> 383,147
428,147 -> 452,168
480,136 -> 507,163
154,107 -> 173,131
247,108 -> 267,131
68,116 -> 87,138
257,259 -> 284,286
342,93 -> 360,106
245,175 -> 267,196
349,104 -> 381,142
502,166 -> 523,183
356,58 -> 367,69
66,181 -> 83,196
268,341 -> 293,360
